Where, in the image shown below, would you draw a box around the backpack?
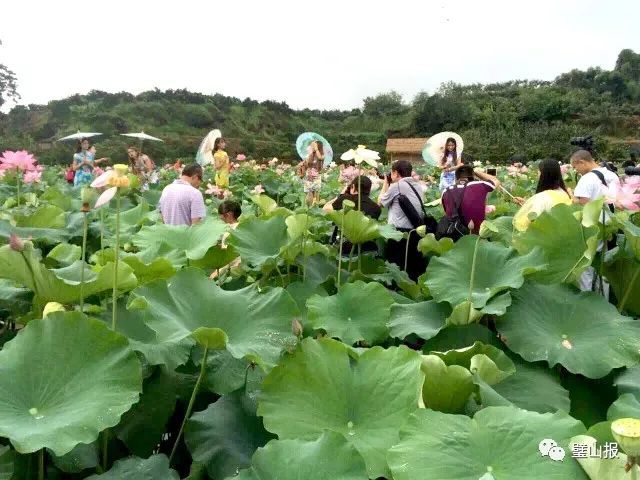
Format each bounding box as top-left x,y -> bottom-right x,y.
395,181 -> 438,233
590,169 -> 618,250
435,184 -> 469,241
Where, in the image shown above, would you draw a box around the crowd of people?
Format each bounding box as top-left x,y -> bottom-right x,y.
61,134 -> 635,298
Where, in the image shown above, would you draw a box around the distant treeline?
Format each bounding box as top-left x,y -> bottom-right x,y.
1,49 -> 639,166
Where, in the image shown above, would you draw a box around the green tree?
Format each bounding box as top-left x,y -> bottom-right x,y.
363,90 -> 406,116
0,40 -> 19,108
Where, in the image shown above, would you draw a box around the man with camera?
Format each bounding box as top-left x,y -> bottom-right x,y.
378,160 -> 430,280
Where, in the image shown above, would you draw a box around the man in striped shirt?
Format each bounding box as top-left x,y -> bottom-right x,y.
158,164 -> 206,225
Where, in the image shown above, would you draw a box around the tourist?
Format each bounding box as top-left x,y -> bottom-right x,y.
378,160 -> 429,280
158,164 -> 206,226
72,138 -> 107,187
213,137 -> 230,189
299,140 -> 325,206
438,137 -> 462,192
210,200 -> 242,280
441,165 -> 501,235
127,147 -> 156,188
324,175 -> 382,253
571,149 -> 619,295
513,158 -> 572,232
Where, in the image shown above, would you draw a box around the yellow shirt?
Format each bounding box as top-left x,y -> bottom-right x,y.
213,150 -> 230,188
513,189 -> 572,232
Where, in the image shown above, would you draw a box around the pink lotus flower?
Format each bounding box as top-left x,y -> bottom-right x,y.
606,179 -> 640,211
560,164 -> 571,176
623,175 -> 640,189
268,157 -> 278,166
23,170 -> 42,184
251,184 -> 265,195
236,154 -> 246,161
485,205 -> 496,214
0,150 -> 37,172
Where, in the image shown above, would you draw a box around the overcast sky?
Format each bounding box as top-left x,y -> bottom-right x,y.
1,0 -> 638,112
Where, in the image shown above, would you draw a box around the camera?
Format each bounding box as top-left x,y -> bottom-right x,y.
570,135 -> 595,153
375,167 -> 391,182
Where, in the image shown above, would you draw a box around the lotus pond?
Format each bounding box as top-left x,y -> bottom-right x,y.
0,156 -> 640,479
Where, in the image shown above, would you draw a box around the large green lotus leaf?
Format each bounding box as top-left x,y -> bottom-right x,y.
133,217 -> 227,261
513,203 -> 599,284
353,260 -> 422,300
424,235 -> 544,312
285,281 -> 327,323
388,300 -> 450,341
603,249 -> 640,316
199,348 -> 263,395
615,365 -> 640,400
190,244 -> 239,271
570,434 -> 639,480
0,279 -> 31,317
281,239 -> 330,264
478,215 -> 514,246
423,324 -> 501,352
122,256 -> 176,285
328,209 -> 380,245
14,205 -> 66,229
420,354 -> 475,413
285,213 -> 313,241
0,243 -> 137,306
50,442 -> 98,473
432,341 -> 516,386
185,390 -> 275,479
130,268 -> 298,366
498,281 -> 640,378
85,454 -> 179,480
615,216 -> 640,260
0,220 -> 71,245
0,312 -> 142,455
40,186 -> 73,211
0,446 -> 14,480
387,407 -> 588,480
607,393 -> 640,421
46,242 -> 81,267
228,215 -> 289,269
306,280 -> 394,345
417,233 -> 454,257
115,368 -> 177,458
378,223 -> 404,241
234,432 -> 369,480
103,299 -> 193,370
480,356 -> 571,414
258,338 -> 423,478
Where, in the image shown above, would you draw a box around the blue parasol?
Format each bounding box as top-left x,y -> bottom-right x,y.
296,132 -> 333,167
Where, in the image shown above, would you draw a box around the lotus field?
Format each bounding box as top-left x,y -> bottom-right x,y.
2,152 -> 640,480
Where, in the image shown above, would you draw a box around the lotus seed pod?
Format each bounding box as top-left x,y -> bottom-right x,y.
416,225 -> 427,237
43,302 -> 65,317
611,418 -> 640,457
113,164 -> 129,176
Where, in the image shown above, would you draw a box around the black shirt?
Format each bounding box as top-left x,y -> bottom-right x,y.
332,193 -> 382,220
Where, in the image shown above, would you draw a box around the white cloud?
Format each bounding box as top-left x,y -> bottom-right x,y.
1,0 -> 639,111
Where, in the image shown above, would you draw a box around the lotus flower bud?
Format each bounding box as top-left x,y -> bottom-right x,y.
611,418 -> 640,458
9,233 -> 24,251
292,318 -> 303,338
416,225 -> 427,237
43,302 -> 65,317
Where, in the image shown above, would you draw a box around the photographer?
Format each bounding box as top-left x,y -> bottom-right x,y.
378,160 -> 429,280
324,176 -> 381,253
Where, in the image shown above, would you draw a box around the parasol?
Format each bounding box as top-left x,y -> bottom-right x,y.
296,132 -> 333,167
422,132 -> 464,166
195,129 -> 222,166
57,131 -> 102,142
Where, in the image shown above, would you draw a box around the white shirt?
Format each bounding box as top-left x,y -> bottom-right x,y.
573,167 -> 619,201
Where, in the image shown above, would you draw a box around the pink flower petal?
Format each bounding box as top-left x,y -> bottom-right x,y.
94,186 -> 117,208
90,170 -> 112,188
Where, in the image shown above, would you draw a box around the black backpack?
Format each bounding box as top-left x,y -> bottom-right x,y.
396,181 -> 437,233
435,184 -> 469,241
590,169 -> 618,250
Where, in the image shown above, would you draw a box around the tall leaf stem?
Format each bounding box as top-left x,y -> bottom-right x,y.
111,191 -> 120,330
79,210 -> 89,312
467,236 -> 481,323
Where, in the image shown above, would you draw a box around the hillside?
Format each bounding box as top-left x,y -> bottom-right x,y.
0,49 -> 639,166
